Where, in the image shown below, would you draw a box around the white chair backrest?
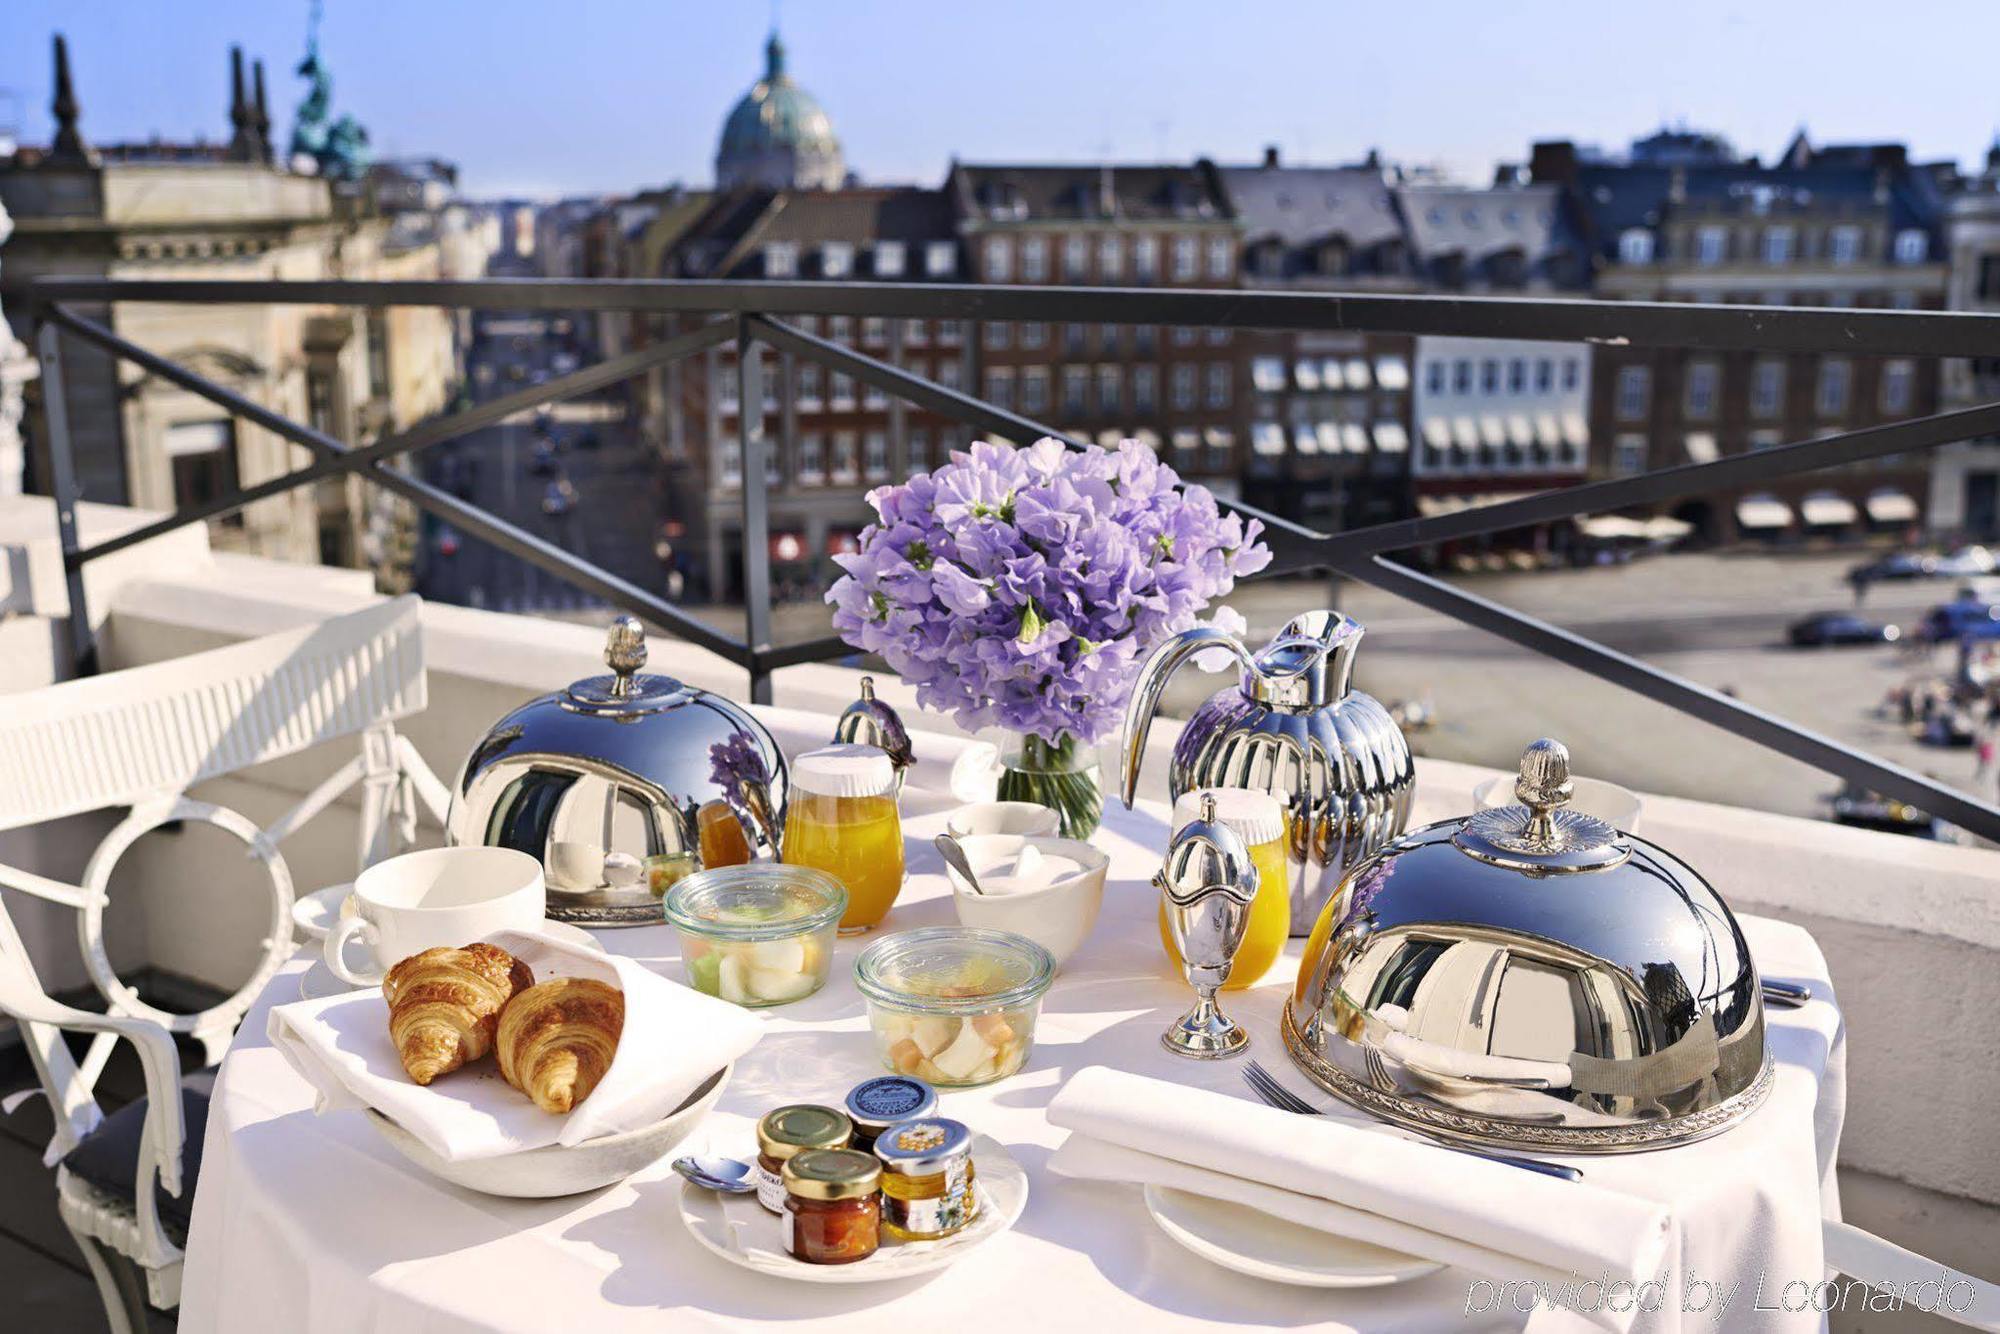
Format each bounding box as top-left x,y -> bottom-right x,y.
0,596 -> 427,832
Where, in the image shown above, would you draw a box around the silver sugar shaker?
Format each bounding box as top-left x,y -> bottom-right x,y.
1156,792 -> 1260,1059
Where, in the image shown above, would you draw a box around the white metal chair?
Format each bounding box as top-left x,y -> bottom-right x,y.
0,594 -> 448,1331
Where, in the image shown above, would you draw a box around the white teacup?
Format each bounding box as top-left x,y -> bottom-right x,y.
324,847 -> 546,987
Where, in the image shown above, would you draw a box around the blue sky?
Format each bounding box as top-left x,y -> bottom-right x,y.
3,1 -> 1997,199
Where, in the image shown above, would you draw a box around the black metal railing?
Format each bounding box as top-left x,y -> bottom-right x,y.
21,275 -> 2000,840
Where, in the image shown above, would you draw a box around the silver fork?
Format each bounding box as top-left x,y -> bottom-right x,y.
1241,1058 -> 1583,1182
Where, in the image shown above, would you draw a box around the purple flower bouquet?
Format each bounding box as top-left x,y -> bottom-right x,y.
827,438 -> 1271,836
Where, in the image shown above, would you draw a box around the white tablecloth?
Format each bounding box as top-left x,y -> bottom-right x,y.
180,784 -> 1845,1333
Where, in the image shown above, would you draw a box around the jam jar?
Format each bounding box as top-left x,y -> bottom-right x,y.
781,1149 -> 882,1265
753,1105 -> 852,1214
873,1117 -> 979,1241
843,1075 -> 937,1153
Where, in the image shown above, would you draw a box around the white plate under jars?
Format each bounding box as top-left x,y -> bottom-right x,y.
1143,1186 -> 1443,1289
677,1133 -> 1027,1283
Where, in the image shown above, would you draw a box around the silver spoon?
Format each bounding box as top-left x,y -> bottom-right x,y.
933,833 -> 986,895
672,1154 -> 758,1193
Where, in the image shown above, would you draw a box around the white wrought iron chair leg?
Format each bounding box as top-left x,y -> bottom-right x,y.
62,1211 -> 144,1334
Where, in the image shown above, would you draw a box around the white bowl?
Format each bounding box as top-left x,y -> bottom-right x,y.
944,835 -> 1108,968
944,801 -> 1062,840
1471,773 -> 1644,833
366,1065 -> 730,1198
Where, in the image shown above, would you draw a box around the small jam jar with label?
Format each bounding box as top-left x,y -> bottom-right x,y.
781,1149 -> 882,1265
753,1105 -> 852,1214
873,1117 -> 979,1241
842,1075 -> 937,1154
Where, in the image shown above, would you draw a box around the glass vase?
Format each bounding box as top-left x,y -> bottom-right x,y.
997,732 -> 1102,840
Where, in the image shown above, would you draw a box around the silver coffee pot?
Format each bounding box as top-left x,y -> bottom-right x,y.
1120,610 -> 1414,937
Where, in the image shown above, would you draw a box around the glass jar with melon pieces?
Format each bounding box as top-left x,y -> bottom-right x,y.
664,864 -> 846,1006
782,743 -> 906,934
854,927 -> 1055,1087
1156,787 -> 1291,989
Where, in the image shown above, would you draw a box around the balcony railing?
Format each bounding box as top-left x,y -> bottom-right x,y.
20,275 -> 2000,842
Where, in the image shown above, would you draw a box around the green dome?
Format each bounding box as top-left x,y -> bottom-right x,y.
716,33 -> 843,189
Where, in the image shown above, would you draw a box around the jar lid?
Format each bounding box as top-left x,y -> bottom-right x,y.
1173,788 -> 1285,847
791,743 -> 898,798
783,1148 -> 881,1201
756,1104 -> 853,1160
873,1118 -> 973,1176
843,1076 -> 938,1135
665,864 -> 846,941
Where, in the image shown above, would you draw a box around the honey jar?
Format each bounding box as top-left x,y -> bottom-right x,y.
873,1117 -> 978,1241
782,744 -> 905,934
753,1104 -> 852,1214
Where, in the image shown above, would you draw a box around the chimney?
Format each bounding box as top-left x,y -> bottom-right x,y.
48,34 -> 96,165
1263,145 -> 1280,169
252,59 -> 273,164
226,45 -> 257,161
1528,141 -> 1578,186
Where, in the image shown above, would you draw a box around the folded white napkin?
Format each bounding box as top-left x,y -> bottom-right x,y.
268,929 -> 761,1162
752,702 -> 999,805
1047,1067 -> 1673,1334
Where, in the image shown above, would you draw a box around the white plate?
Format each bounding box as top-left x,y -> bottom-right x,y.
298,920 -> 604,1000
291,883 -> 356,942
1143,1185 -> 1443,1289
679,1133 -> 1026,1283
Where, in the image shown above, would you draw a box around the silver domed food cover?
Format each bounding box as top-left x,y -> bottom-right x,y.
1284,738 -> 1771,1153
447,617 -> 787,927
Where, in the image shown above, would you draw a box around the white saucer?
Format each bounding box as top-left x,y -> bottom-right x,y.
298,920 -> 604,1001
1143,1185 -> 1443,1289
291,883 -> 355,942
679,1133 -> 1027,1283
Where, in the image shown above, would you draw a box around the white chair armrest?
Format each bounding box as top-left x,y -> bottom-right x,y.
8,996 -> 186,1198
1824,1219 -> 2000,1330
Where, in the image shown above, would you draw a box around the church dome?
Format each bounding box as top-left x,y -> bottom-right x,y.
715,33 -> 845,191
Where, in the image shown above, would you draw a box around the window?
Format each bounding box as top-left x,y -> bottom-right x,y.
937,358 -> 962,390
1613,433 -> 1648,477
1097,365 -> 1123,415
906,358 -> 929,385
1373,355 -> 1408,391
864,430 -> 890,480
937,319 -> 963,345
1251,422 -> 1288,457
1816,358 -> 1851,416
799,432 -> 826,483
1479,360 -> 1500,394
717,360 -> 740,413
1696,226 -> 1728,266
984,237 -> 1012,282
903,318 -> 927,346
832,431 -> 859,483
1205,363 -> 1232,409
1426,362 -> 1446,395
1103,324 -> 1123,355
1979,255 -> 2000,303
1022,366 -> 1050,414
1761,227 -> 1795,265
1021,236 -> 1049,282
984,321 -> 1011,350
765,241 -> 799,278
1828,227 -> 1861,265
1098,235 -> 1123,280
1750,360 -> 1785,418
831,372 -> 855,410
765,436 -> 782,488
1618,229 -> 1654,264
1133,365 -> 1158,411
1172,325 -> 1198,347
1171,364 -> 1197,410
873,240 -> 905,277
907,428 -> 930,470
1880,359 -> 1915,415
1252,358 -> 1288,393
1021,321 -> 1047,349
718,437 -> 742,489
828,316 -> 852,345
1894,229 -> 1928,265
1063,234 -> 1089,281
165,421 -> 241,522
1206,235 -> 1232,280
1507,359 -> 1526,393
984,368 -> 1015,412
862,317 -> 887,347
821,242 -> 854,278
1062,365 -> 1090,415
1452,360 -> 1472,394
1171,235 -> 1199,281
1561,358 -> 1580,391
1614,366 -> 1651,420
1685,361 -> 1720,420
863,379 -> 888,410
1064,323 -> 1089,356
1749,429 -> 1784,451
1135,324 -> 1158,355
1133,235 -> 1159,281
926,240 -> 957,277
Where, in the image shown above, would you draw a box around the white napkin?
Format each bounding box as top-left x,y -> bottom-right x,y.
268,929 -> 761,1162
1047,1067 -> 1673,1334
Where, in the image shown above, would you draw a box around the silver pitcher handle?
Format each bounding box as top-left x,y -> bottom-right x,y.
1119,627 -> 1255,808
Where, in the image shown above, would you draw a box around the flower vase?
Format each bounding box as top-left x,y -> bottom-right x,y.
997,733 -> 1102,840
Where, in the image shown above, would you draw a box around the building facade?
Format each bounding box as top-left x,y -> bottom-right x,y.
1934,144 -> 2000,541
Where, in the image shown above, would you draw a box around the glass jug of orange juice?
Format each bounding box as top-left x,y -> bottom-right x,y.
1158,787 -> 1290,988
783,744 -> 905,933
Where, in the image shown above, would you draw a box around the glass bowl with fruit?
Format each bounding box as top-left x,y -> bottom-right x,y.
664,864 -> 846,1007
853,927 -> 1055,1087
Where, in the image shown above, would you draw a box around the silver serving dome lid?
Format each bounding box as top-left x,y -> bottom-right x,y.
832,676 -> 912,789
446,617 -> 787,927
1284,738 -> 1771,1153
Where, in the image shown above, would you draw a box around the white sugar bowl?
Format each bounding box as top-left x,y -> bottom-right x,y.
943,834 -> 1109,968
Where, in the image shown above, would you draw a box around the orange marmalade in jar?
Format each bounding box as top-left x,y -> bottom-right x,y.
783,743 -> 905,934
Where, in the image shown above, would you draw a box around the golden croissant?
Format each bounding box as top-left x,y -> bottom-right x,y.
383,944 -> 533,1086
497,977 -> 625,1114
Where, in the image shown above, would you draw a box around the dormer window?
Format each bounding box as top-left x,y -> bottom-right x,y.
979,182 -> 1026,220
821,242 -> 854,278
1894,229 -> 1928,264
925,240 -> 956,277
1618,229 -> 1654,264
765,242 -> 799,279
873,240 -> 906,277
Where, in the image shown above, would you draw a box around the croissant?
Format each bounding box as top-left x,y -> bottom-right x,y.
383,944 -> 533,1086
496,977 -> 625,1114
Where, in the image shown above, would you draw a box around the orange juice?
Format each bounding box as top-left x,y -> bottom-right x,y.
781,744 -> 905,933
1158,788 -> 1292,989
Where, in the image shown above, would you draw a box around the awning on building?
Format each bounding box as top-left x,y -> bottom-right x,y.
1204,427 -> 1236,453
1294,361 -> 1322,391
1374,356 -> 1410,391
1801,491 -> 1859,527
1478,416 -> 1507,448
1294,423 -> 1320,455
1561,414 -> 1590,449
1415,491 -> 1538,518
1251,422 -> 1287,456
1866,488 -> 1920,523
1451,417 -> 1481,450
1684,431 -> 1719,464
1252,357 -> 1287,392
1171,428 -> 1201,454
1373,421 -> 1410,453
1422,417 -> 1452,449
1345,358 -> 1372,390
1736,495 -> 1794,530
1097,429 -> 1124,448
1507,415 -> 1535,448
1577,515 -> 1650,540
1320,359 -> 1346,391
1133,428 -> 1162,452
1646,515 -> 1694,541
1315,422 -> 1341,454
1535,414 -> 1562,448
1342,423 -> 1369,453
